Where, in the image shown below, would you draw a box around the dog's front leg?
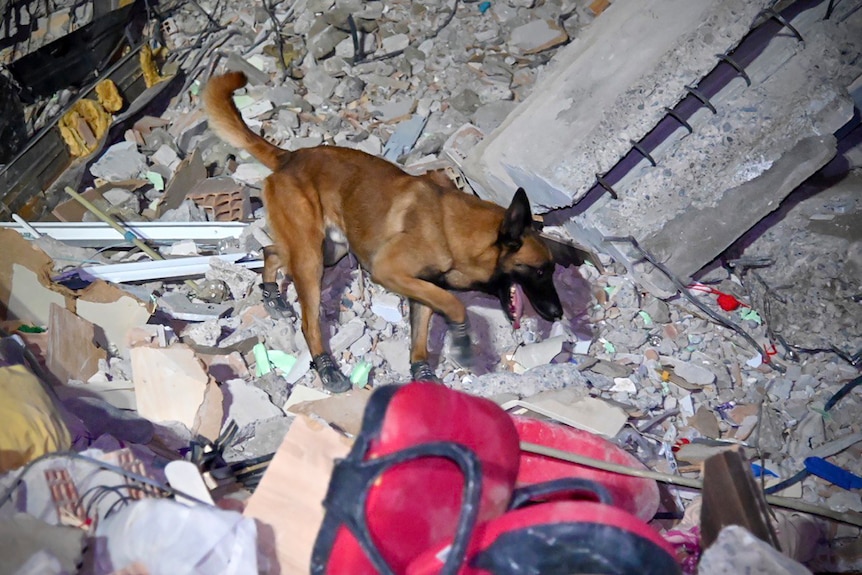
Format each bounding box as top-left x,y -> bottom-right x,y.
373,263 -> 474,373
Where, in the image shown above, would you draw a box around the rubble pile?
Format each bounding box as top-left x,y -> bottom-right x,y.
0,0 -> 860,573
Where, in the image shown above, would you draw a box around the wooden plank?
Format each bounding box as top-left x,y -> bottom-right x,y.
700,447 -> 780,550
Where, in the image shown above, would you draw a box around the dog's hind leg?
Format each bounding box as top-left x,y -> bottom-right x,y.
408,300 -> 441,383
265,180 -> 351,393
290,242 -> 351,393
260,245 -> 294,318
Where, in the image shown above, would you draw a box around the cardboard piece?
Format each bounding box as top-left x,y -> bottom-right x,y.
7,264 -> 67,326
287,388 -> 372,437
46,303 -> 107,384
130,344 -> 211,431
502,391 -> 628,438
243,415 -> 352,574
76,284 -> 151,358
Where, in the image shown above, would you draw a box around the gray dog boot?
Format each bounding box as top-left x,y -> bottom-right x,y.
260,282 -> 294,319
410,361 -> 442,383
311,353 -> 352,393
448,319 -> 473,369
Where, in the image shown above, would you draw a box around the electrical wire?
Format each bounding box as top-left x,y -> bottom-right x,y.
0,451 -> 213,511
604,236 -> 776,369
520,441 -> 862,528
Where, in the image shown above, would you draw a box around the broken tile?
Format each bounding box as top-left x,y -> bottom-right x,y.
46,303 -> 107,384
130,344 -> 210,431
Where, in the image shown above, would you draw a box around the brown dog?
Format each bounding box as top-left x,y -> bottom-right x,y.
203,71 -> 567,392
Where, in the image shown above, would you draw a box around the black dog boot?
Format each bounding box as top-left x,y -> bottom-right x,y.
448,320 -> 473,369
311,353 -> 352,393
410,361 -> 442,383
260,282 -> 294,319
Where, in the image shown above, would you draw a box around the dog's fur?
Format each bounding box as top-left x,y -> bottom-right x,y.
203,71 -> 565,391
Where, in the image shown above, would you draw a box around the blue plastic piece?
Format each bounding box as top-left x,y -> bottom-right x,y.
804,457 -> 862,490
751,463 -> 778,478
479,1 -> 492,14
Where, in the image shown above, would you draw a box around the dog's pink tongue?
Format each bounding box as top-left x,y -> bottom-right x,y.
510,284 -> 524,329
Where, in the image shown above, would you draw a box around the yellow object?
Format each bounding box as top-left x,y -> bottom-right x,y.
58,99 -> 112,157
140,44 -> 168,88
95,79 -> 123,112
661,370 -> 671,382
0,365 -> 72,473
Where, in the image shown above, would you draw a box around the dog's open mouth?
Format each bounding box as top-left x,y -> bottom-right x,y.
508,284 -> 524,329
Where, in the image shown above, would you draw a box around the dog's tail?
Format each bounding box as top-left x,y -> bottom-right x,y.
202,71 -> 287,170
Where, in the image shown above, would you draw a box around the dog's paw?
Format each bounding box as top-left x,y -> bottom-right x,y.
311,353 -> 352,393
260,282 -> 295,319
448,320 -> 474,369
410,361 -> 442,383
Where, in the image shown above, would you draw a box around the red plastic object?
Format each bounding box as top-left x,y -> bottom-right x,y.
317,383 -> 521,575
512,415 -> 660,521
716,292 -> 742,311
407,500 -> 680,575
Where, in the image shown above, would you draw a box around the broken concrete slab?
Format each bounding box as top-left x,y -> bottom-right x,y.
159,291 -> 232,322
638,135 -> 837,294
463,0 -> 772,209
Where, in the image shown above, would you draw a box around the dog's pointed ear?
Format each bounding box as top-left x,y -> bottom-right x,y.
541,234 -> 605,272
499,188 -> 533,249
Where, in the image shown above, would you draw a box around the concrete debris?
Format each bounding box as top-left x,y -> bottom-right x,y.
1,0 -> 861,572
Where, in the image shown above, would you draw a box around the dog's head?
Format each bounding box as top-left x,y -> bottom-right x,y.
490,188 -> 563,328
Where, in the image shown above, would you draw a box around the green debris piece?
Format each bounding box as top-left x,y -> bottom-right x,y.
660,381 -> 670,395
190,80 -> 201,95
349,361 -> 373,387
145,171 -> 165,191
16,325 -> 45,333
740,308 -> 762,324
602,340 -> 616,354
638,310 -> 653,327
603,286 -> 618,297
232,94 -> 255,109
811,406 -> 830,419
253,343 -> 272,377
267,350 -> 297,374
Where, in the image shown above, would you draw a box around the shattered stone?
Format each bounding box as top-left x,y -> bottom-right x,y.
205,258 -> 259,300
90,141 -> 147,181
509,19 -> 569,55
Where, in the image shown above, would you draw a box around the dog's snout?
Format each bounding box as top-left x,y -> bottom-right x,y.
539,300 -> 563,321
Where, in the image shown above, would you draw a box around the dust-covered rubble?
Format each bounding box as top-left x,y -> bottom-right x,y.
1,0 -> 861,572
